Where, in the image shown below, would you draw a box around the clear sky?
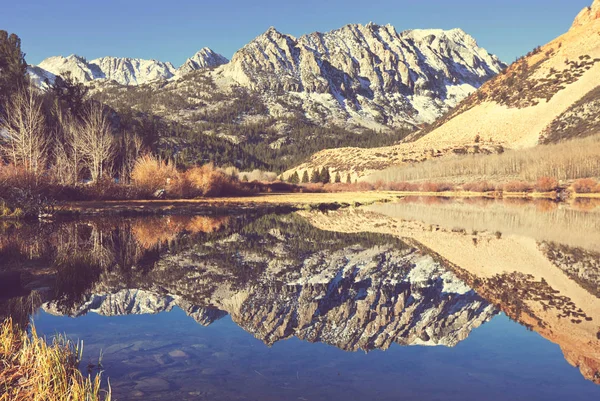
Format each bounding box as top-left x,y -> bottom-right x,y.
1,0 -> 592,66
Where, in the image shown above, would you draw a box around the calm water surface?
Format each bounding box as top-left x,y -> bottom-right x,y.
2,198 -> 600,400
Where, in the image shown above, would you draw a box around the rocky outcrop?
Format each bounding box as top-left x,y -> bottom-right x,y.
572,0 -> 600,29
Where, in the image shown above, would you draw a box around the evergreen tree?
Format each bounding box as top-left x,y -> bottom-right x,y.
334,172 -> 341,183
321,167 -> 331,183
288,171 -> 300,184
346,174 -> 352,184
310,168 -> 320,183
0,31 -> 27,106
49,71 -> 89,118
301,170 -> 309,183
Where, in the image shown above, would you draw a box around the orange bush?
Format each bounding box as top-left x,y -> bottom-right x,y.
462,181 -> 496,193
420,181 -> 454,192
534,176 -> 558,192
572,178 -> 600,194
169,164 -> 250,198
503,181 -> 532,193
131,154 -> 177,196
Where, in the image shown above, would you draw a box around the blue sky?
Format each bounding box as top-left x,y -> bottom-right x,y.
2,0 -> 592,66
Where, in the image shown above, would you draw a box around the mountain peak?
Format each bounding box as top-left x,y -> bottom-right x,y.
572,0 -> 600,29
178,48 -> 228,74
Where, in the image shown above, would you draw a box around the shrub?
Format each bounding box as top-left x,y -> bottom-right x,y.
421,181 -> 454,192
572,178 -> 599,193
131,154 -> 178,196
78,176 -> 141,201
182,164 -> 225,197
170,164 -> 250,198
462,181 -> 496,192
0,164 -> 56,217
534,176 -> 558,192
371,180 -> 418,191
503,181 -> 532,193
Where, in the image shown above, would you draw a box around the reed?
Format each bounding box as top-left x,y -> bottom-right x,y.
0,318 -> 110,401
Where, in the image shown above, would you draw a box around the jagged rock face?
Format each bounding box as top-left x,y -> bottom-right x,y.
572,0 -> 600,29
222,24 -> 505,123
178,47 -> 229,75
34,48 -> 227,86
90,57 -> 177,85
229,253 -> 496,350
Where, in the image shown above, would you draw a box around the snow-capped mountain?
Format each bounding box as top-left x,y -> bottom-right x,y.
220,23 -> 506,124
27,23 -> 505,170
178,47 -> 229,75
34,48 -> 228,86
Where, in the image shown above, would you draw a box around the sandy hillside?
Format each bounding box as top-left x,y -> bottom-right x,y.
284,0 -> 600,181
299,205 -> 600,384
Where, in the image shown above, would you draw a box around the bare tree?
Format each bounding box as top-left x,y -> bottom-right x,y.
118,130 -> 143,184
52,110 -> 85,185
78,102 -> 114,181
0,86 -> 48,174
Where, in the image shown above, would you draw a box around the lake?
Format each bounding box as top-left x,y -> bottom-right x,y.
1,197 -> 600,400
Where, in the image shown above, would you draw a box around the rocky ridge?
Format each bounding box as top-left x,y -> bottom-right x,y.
34,49 -> 229,86
218,24 -> 504,126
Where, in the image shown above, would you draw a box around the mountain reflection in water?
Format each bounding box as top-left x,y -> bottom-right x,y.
1,199 -> 600,400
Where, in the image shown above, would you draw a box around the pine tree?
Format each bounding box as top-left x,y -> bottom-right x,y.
301,170 -> 309,183
321,167 -> 331,184
0,31 -> 27,107
289,171 -> 300,184
310,168 -> 320,183
335,172 -> 341,183
346,174 -> 352,184
49,71 -> 89,118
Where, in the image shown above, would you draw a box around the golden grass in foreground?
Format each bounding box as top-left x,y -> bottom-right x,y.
368,134 -> 600,183
0,318 -> 110,401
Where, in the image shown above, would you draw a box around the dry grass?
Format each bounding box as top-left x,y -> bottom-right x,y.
368,134 -> 600,183
0,318 -> 110,401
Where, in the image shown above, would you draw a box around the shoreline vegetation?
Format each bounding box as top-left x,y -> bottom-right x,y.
0,318 -> 110,401
3,172 -> 600,220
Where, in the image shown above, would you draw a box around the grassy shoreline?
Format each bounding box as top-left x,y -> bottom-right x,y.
53,190 -> 599,217
2,189 -> 599,220
0,318 -> 110,401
